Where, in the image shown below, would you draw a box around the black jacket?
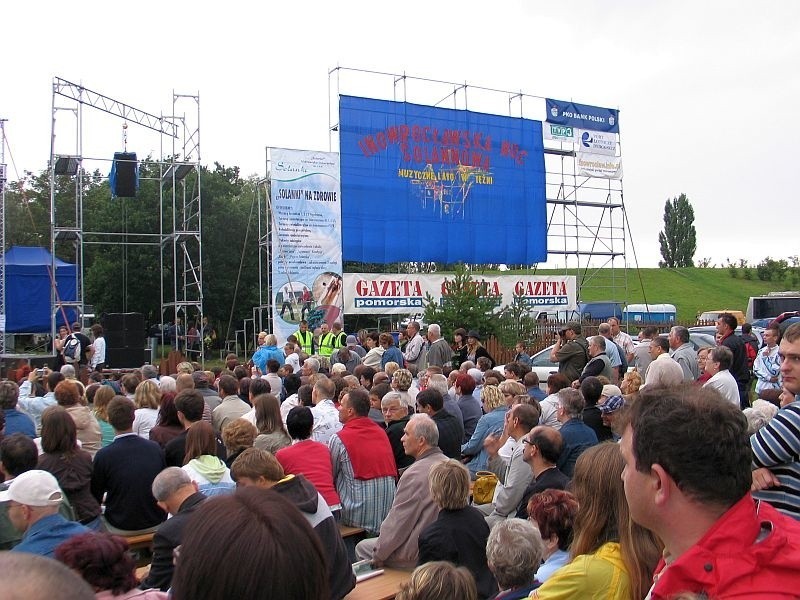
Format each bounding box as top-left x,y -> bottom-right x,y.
418,507 -> 497,600
141,492 -> 206,591
432,409 -> 465,459
273,474 -> 356,600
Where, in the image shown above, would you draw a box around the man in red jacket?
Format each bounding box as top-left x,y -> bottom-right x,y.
620,385 -> 800,599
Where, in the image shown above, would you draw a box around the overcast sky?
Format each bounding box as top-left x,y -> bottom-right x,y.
2,1 -> 798,268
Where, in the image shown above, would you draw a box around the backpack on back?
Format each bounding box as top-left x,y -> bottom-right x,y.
744,342 -> 757,370
62,334 -> 81,364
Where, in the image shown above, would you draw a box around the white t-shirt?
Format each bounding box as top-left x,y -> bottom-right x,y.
310,399 -> 342,445
704,370 -> 740,406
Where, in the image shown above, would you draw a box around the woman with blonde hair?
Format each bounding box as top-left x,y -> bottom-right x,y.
133,380 -> 161,439
460,385 -> 507,478
532,442 -> 662,600
252,393 -> 291,453
465,331 -> 495,369
222,418 -> 258,468
396,561 -> 477,600
93,384 -> 117,447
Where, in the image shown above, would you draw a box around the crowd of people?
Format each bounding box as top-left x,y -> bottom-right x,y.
2,314 -> 800,599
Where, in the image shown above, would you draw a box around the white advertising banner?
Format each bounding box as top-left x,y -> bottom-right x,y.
270,149 -> 342,344
343,273 -> 577,314
577,129 -> 617,156
577,151 -> 623,179
542,123 -> 578,143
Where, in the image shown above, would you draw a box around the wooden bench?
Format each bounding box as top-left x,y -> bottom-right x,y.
339,524 -> 366,539
345,568 -> 411,600
124,532 -> 155,552
339,524 -> 367,563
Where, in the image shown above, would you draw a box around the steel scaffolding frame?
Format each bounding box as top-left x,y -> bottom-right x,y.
0,119 -> 7,355
326,66 -> 630,305
48,78 -> 204,365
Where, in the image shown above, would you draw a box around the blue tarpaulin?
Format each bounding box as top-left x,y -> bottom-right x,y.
4,246 -> 77,333
339,95 -> 547,264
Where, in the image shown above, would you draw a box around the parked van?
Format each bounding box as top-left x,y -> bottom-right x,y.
696,310 -> 745,325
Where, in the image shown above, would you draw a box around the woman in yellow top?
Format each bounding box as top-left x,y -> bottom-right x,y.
530,442 -> 662,600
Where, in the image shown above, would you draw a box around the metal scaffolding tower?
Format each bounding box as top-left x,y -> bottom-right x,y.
49,78 -> 204,364
0,119 -> 7,356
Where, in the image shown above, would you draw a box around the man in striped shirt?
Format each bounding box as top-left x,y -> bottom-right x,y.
751,322 -> 800,519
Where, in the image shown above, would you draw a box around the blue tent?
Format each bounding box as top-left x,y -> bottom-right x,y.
4,246 -> 77,333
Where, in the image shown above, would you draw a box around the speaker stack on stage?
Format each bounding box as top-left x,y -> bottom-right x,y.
102,312 -> 147,368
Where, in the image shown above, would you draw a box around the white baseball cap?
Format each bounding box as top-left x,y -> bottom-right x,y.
0,470 -> 63,507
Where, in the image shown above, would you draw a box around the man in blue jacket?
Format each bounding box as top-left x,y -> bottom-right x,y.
0,470 -> 88,557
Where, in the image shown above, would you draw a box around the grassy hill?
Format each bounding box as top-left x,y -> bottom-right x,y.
526,267 -> 793,322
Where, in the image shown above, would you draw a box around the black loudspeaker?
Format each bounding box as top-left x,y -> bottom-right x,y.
106,348 -> 148,369
103,313 -> 125,331
112,152 -> 137,197
103,312 -> 145,349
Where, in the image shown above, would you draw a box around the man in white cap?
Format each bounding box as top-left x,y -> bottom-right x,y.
0,470 -> 88,557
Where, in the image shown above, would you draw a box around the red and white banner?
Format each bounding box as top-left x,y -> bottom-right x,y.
342,273 -> 577,314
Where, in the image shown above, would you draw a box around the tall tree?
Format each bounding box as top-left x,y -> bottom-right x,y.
658,193 -> 696,268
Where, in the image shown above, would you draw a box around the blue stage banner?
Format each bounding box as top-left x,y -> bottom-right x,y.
546,98 -> 619,134
339,95 -> 547,264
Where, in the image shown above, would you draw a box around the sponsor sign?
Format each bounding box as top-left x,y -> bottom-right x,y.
578,129 -> 617,156
339,96 -> 547,264
577,151 -> 623,179
343,274 -> 576,314
270,149 -> 343,344
546,98 -> 619,134
543,123 -> 578,143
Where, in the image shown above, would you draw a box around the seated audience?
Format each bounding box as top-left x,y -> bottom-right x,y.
148,393 -> 183,448
275,406 -> 341,511
526,489 -> 579,583
396,561 -> 477,600
252,393 -> 291,453
1,380 -> 36,438
486,518 -> 544,600
355,414 -> 447,568
418,459 -> 496,599
92,385 -> 116,447
55,531 -> 168,599
0,470 -> 88,557
132,380 -> 161,440
462,386 -> 508,478
0,551 -> 95,599
140,467 -> 206,592
181,421 -> 235,497
169,488 -> 329,600
329,389 -> 396,534
221,419 -> 257,468
532,443 -> 662,600
231,448 -> 355,600
37,407 -> 101,529
91,397 -> 166,534
55,381 -> 101,458
516,426 -> 569,519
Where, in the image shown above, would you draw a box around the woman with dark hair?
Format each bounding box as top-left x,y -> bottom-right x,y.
526,489 -> 579,583
55,531 -> 167,599
55,380 -> 102,458
148,392 -> 183,448
452,327 -> 469,369
531,443 -> 662,600
237,376 -> 252,404
170,487 -> 329,600
181,421 -> 234,496
38,406 -> 102,529
252,393 -> 291,454
362,331 -> 384,369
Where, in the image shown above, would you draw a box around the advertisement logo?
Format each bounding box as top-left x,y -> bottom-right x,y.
581,131 -> 593,148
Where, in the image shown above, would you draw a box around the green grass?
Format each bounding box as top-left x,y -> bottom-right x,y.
509,268 -> 793,322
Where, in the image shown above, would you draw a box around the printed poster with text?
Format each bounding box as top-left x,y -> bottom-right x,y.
270,149 -> 343,345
